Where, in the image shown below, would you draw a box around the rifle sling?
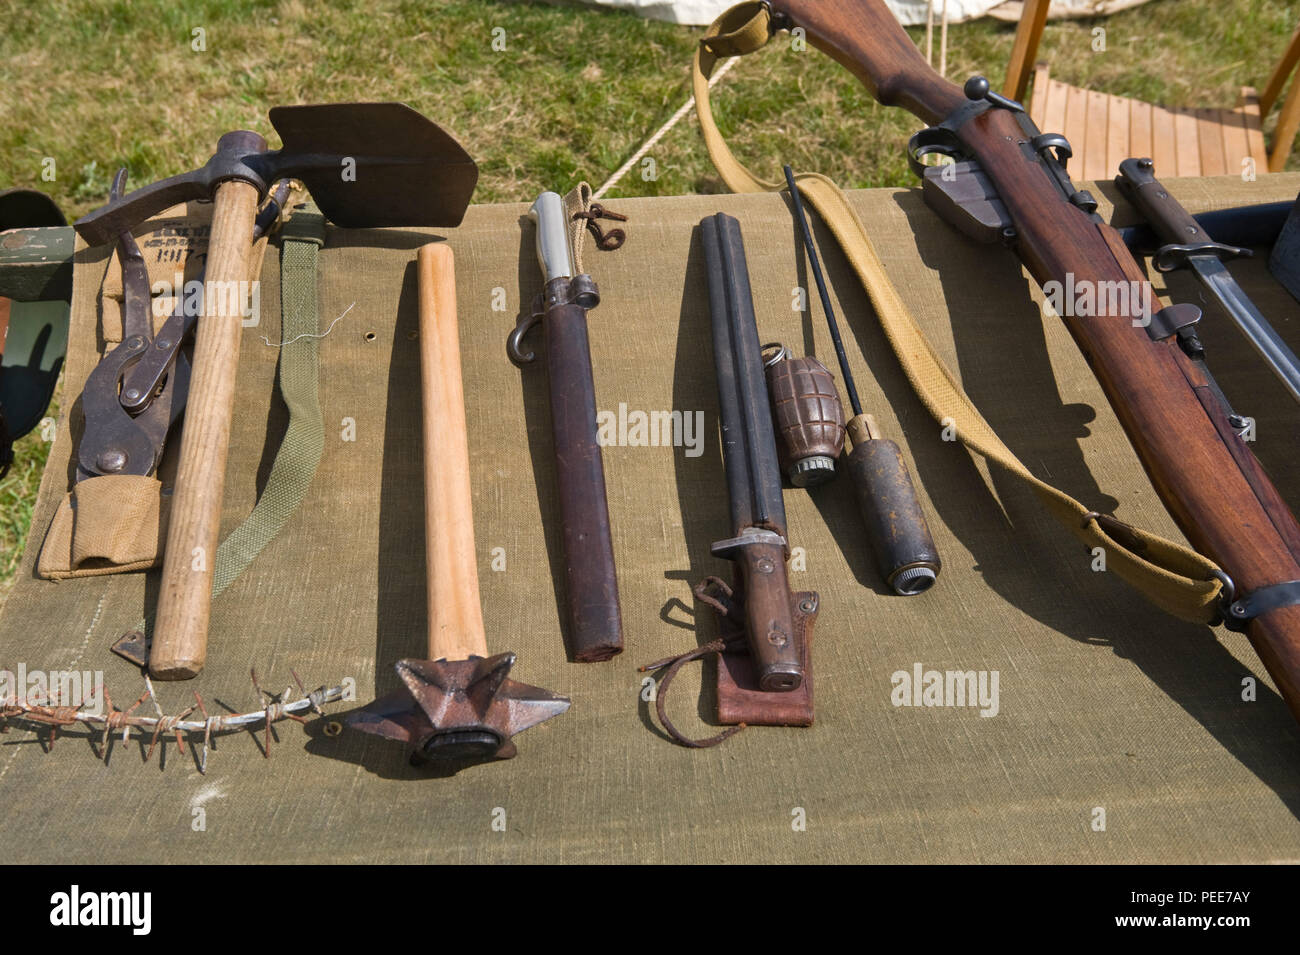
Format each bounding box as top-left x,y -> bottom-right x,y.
692,2 -> 1225,625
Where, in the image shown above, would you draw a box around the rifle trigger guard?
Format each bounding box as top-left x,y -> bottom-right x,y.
907,126 -> 968,179
507,303 -> 544,367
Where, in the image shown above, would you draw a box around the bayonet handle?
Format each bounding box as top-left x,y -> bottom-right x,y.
713,529 -> 803,691
530,191 -> 576,282
1116,158 -> 1214,247
735,538 -> 804,692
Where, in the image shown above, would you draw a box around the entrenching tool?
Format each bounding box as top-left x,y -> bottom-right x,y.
73,104 -> 478,681
347,244 -> 570,766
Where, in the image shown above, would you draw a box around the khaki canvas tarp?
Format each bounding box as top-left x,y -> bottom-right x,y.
2,173 -> 1299,863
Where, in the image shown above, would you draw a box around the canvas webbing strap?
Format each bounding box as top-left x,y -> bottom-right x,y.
207,202 -> 327,595
691,2 -> 1224,624
129,203 -> 327,633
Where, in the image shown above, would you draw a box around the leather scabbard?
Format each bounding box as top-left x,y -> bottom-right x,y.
542,295 -> 624,661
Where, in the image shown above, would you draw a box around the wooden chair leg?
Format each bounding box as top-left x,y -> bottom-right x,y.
1260,22 -> 1300,117
1270,69 -> 1300,172
1003,0 -> 1052,103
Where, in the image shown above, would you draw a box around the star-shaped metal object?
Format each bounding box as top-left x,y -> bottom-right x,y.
347,652 -> 570,764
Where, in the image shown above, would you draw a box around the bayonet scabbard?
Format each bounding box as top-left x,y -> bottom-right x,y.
520,192 -> 623,662
701,213 -> 805,691
541,278 -> 624,661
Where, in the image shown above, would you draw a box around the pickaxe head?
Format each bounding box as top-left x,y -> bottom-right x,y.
74,103 -> 478,245
346,653 -> 570,765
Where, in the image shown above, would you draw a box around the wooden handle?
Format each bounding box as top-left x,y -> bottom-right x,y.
418,243 -> 488,661
1115,157 -> 1208,246
149,178 -> 259,679
769,0 -> 966,125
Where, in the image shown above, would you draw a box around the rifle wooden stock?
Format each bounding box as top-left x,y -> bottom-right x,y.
769,0 -> 964,124
770,0 -> 1300,720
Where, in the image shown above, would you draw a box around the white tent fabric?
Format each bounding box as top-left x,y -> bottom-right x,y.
570,1 -> 996,26
570,0 -> 1151,27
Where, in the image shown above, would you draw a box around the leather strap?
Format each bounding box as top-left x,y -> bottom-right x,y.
691,3 -> 1225,624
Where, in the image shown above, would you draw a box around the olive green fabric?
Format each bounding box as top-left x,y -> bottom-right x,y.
2,175 -> 1300,863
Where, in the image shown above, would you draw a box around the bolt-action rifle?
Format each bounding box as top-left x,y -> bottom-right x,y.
748,0 -> 1300,723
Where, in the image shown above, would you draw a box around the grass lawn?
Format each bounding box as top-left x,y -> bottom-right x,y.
0,0 -> 1297,599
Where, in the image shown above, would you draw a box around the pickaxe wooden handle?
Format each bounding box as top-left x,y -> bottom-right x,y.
418,242 -> 489,661
149,174 -> 263,679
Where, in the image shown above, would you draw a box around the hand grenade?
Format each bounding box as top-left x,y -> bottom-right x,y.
764,346 -> 846,487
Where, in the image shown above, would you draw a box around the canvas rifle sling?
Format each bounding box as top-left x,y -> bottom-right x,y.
690,2 -> 1225,624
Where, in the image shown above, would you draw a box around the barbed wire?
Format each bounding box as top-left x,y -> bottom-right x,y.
0,668 -> 347,774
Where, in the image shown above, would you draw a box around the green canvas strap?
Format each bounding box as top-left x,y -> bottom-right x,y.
132,203 -> 327,634
691,3 -> 1225,624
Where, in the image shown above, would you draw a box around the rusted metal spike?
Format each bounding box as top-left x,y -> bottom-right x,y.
111,630 -> 151,668
348,652 -> 570,765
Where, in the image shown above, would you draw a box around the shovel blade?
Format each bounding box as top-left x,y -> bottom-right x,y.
268,103 -> 478,228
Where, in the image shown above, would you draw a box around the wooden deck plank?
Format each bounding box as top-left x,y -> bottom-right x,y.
1084,89 -> 1110,180
1219,106 -> 1251,177
1129,99 -> 1153,164
1043,78 -> 1069,138
1151,106 -> 1178,177
1029,63 -> 1050,123
1173,108 -> 1202,177
1064,84 -> 1090,171
1239,87 -> 1269,167
1106,94 -> 1131,179
1196,107 -> 1228,176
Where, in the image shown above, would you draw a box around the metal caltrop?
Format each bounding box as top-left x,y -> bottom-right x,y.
72,104 -> 478,682
347,244 -> 569,767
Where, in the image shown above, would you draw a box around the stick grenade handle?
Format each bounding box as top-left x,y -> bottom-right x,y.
844,414 -> 941,595
530,193 -> 624,661
150,133 -> 266,679
417,243 -> 489,661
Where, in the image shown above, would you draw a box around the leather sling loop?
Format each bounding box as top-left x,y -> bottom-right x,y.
131,203 -> 328,634
691,2 -> 1224,624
